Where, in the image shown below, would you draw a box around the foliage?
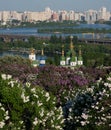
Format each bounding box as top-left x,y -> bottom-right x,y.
38,28 -> 111,34
63,75 -> 111,130
0,55 -> 31,66
81,43 -> 111,67
0,59 -> 111,129
0,56 -> 110,105
0,58 -> 88,106
0,74 -> 64,130
19,21 -> 78,28
0,33 -> 111,67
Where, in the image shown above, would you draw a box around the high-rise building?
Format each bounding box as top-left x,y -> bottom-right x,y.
0,7 -> 110,23
0,12 -> 2,21
1,11 -> 10,22
85,10 -> 97,23
68,11 -> 75,21
51,12 -> 59,21
59,10 -> 67,21
97,7 -> 110,21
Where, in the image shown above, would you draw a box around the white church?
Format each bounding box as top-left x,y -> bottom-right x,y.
60,36 -> 83,68
29,48 -> 46,67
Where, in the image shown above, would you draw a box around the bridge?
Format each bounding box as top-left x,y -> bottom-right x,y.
78,38 -> 111,44
0,34 -> 111,44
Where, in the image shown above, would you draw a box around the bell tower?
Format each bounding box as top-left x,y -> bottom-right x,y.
78,45 -> 83,66
29,48 -> 39,67
70,36 -> 77,67
60,45 -> 66,66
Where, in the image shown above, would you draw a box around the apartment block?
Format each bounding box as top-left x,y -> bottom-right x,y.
0,7 -> 110,23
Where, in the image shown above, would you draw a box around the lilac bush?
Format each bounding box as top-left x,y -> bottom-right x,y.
0,56 -> 111,129
0,59 -> 110,105
63,75 -> 111,130
0,74 -> 64,130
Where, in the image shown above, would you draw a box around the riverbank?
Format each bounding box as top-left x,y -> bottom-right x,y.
38,27 -> 111,34
0,23 -> 111,38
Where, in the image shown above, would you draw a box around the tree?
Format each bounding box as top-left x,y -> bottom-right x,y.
28,36 -> 36,47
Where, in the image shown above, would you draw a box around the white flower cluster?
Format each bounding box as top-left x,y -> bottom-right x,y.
30,89 -> 64,130
63,88 -> 83,103
21,90 -> 30,103
8,80 -> 18,88
105,75 -> 111,91
0,102 -> 9,129
1,74 -> 12,80
19,83 -> 64,129
0,74 -> 64,129
66,76 -> 111,129
1,74 -> 19,88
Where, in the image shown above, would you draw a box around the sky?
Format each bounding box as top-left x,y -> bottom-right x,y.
0,0 -> 111,12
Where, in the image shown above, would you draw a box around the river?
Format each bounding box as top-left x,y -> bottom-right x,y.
0,23 -> 111,38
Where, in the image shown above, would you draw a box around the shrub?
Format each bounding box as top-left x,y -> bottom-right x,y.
63,75 -> 111,130
0,74 -> 64,130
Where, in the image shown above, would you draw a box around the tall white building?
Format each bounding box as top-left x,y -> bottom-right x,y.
22,8 -> 52,22
59,10 -> 67,21
97,7 -> 110,21
68,11 -> 75,21
85,10 -> 97,23
10,11 -> 22,21
74,12 -> 83,21
1,11 -> 10,22
22,11 -> 32,22
74,12 -> 79,21
0,7 -> 111,23
0,12 -> 2,21
0,11 -> 22,22
51,12 -> 59,21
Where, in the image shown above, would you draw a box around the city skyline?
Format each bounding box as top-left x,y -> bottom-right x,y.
0,0 -> 111,12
